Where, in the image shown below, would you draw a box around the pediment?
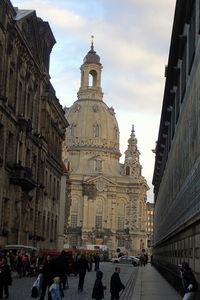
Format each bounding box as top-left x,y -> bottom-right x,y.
84,175 -> 118,192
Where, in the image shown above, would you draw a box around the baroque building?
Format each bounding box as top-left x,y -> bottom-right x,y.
153,0 -> 200,288
0,0 -> 68,249
63,40 -> 149,255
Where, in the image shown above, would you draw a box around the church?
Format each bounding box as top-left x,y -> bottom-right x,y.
63,39 -> 149,255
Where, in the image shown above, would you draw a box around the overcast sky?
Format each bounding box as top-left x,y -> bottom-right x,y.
14,0 -> 176,202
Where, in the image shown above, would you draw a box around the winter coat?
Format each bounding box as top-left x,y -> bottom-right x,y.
77,257 -> 89,275
92,271 -> 106,299
55,252 -> 68,276
49,283 -> 62,300
0,263 -> 11,286
42,260 -> 55,285
110,272 -> 125,296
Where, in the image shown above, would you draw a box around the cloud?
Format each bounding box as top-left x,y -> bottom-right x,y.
13,0 -> 176,201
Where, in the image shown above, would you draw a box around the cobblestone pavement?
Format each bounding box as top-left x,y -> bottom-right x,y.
8,262 -> 137,300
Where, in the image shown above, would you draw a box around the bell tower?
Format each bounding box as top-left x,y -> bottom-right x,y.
78,36 -> 103,101
124,125 -> 142,177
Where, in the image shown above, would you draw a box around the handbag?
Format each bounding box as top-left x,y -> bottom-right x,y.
31,286 -> 39,298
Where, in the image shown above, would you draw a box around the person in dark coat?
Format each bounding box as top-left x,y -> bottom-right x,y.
77,254 -> 89,292
0,257 -> 11,299
92,270 -> 106,300
110,267 -> 125,300
94,254 -> 100,271
179,262 -> 198,300
39,255 -> 55,300
55,251 -> 68,290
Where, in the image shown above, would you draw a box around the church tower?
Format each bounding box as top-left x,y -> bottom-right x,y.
78,36 -> 103,102
124,125 -> 142,178
63,39 -> 148,255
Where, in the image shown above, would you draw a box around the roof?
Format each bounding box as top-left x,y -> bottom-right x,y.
13,8 -> 35,21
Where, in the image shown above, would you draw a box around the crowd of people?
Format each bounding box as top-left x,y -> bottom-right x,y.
1,248 -> 199,300
0,249 -> 126,300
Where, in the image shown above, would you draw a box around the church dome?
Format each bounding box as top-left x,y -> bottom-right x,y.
83,36 -> 101,65
65,99 -> 120,154
63,41 -> 121,176
83,47 -> 101,65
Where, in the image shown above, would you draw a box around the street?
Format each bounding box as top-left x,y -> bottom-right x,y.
8,262 -> 138,300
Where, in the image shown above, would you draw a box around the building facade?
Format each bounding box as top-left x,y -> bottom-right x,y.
63,41 -> 149,255
0,0 -> 68,249
153,0 -> 200,286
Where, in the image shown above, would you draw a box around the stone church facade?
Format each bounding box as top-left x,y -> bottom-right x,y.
0,1 -> 68,249
63,41 -> 149,255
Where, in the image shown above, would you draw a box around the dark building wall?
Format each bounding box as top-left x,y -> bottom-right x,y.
0,0 -> 68,249
153,0 -> 200,292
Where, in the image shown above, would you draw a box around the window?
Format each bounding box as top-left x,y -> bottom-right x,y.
118,202 -> 125,230
95,215 -> 102,229
89,70 -> 97,87
6,132 -> 14,165
71,215 -> 78,228
96,159 -> 102,171
71,200 -> 78,213
70,124 -> 76,136
189,5 -> 195,72
118,217 -> 124,230
0,125 -> 4,161
96,200 -> 103,214
181,49 -> 186,102
8,68 -> 15,108
70,235 -> 78,247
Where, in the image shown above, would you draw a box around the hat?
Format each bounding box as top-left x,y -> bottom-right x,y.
53,277 -> 60,284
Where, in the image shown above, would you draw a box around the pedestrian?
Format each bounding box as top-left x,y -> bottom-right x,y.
77,254 -> 90,292
49,277 -> 62,300
94,253 -> 100,271
55,250 -> 68,291
16,251 -> 23,278
179,262 -> 198,300
0,257 -> 12,299
110,267 -> 125,300
39,255 -> 55,300
89,254 -> 93,271
92,270 -> 106,300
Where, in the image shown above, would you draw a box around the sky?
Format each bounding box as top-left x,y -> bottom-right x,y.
14,0 -> 176,202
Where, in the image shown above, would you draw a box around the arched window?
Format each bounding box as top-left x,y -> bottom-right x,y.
71,199 -> 78,213
89,70 -> 97,87
118,202 -> 125,230
96,199 -> 103,229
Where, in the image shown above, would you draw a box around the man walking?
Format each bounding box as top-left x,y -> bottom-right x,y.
110,267 -> 125,300
77,254 -> 90,292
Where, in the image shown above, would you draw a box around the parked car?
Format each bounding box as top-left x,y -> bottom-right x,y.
129,256 -> 140,266
112,255 -> 140,266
